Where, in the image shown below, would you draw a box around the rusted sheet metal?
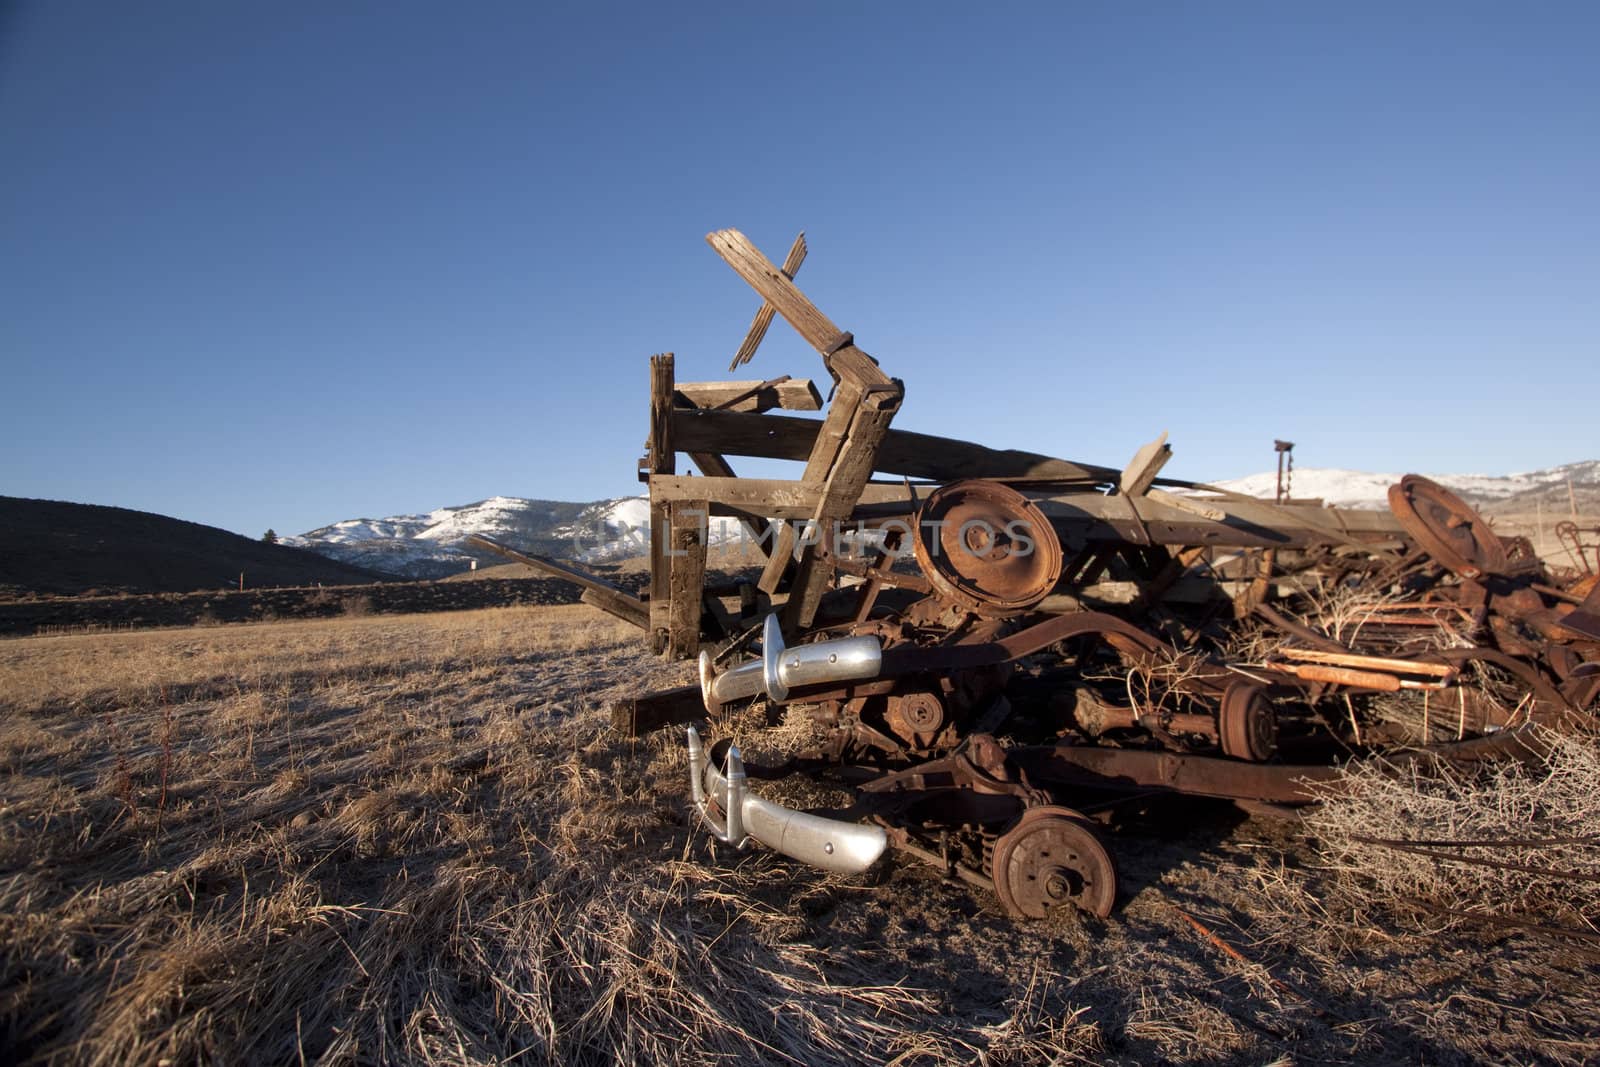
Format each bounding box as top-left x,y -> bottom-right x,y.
1557,579 -> 1600,641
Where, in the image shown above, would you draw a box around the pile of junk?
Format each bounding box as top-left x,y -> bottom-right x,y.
473,230 -> 1600,920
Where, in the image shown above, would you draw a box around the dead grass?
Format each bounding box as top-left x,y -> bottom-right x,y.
1299,729 -> 1600,931
2,605 -> 1596,1064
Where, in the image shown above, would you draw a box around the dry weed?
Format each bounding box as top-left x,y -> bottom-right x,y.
0,605 -> 1103,1065
1299,729 -> 1600,930
4,606 -> 1597,1064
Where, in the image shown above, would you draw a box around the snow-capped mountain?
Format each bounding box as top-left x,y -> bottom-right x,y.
290,461 -> 1597,579
286,496 -> 605,579
1210,460 -> 1600,511
287,495 -> 740,579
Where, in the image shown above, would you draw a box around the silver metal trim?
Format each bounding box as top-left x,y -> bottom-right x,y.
698,614 -> 883,714
685,726 -> 887,874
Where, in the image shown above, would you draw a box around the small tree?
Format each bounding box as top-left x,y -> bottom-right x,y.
262,529 -> 278,544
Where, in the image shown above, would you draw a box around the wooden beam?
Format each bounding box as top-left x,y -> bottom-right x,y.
650,474 -> 899,516
785,385 -> 903,628
648,474 -> 1405,548
729,232 -> 807,371
675,377 -> 823,413
464,535 -> 649,630
1119,432 -> 1171,497
672,408 -> 1119,484
708,229 -> 847,359
685,452 -> 774,556
580,588 -> 649,630
610,683 -> 705,737
757,378 -> 866,593
666,499 -> 709,658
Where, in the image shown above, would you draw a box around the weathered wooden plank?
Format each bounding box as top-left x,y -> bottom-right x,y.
1028,493 -> 1405,549
672,408 -> 1119,484
647,355 -> 676,649
756,378 -> 866,593
464,535 -> 649,630
1119,432 -> 1171,497
666,499 -> 709,658
465,536 -> 650,629
729,232 -> 807,371
685,451 -> 773,555
676,377 -> 823,413
649,474 -> 903,515
610,683 -> 705,737
784,386 -> 903,628
1145,487 -> 1225,521
647,474 -> 1405,547
828,344 -> 896,388
707,229 -> 848,358
580,588 -> 649,631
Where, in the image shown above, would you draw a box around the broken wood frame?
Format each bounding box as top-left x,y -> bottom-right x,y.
579,229 -> 1411,663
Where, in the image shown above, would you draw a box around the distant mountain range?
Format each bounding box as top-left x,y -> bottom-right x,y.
287,461 -> 1600,580
283,495 -> 740,579
1211,459 -> 1600,512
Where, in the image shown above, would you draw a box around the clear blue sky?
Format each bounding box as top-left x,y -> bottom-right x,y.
3,3 -> 1596,538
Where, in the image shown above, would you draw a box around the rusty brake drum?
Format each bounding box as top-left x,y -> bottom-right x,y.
912,479 -> 1063,618
1387,474 -> 1507,580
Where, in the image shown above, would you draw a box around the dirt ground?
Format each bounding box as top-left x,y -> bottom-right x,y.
1,606 -> 1595,1065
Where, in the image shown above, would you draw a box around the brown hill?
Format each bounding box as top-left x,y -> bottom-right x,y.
0,496 -> 385,598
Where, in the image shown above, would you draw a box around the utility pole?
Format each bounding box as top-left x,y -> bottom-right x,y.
1274,440 -> 1295,503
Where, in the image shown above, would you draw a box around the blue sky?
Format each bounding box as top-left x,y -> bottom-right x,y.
3,3 -> 1596,538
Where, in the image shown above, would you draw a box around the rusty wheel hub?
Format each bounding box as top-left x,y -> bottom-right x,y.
883,690 -> 950,750
1388,475 -> 1507,580
913,479 -> 1063,617
990,805 -> 1117,919
1219,681 -> 1277,762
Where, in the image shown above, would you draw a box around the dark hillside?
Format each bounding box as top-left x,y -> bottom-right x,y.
0,496 -> 384,597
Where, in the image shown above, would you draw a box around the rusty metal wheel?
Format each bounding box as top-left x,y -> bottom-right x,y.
882,690 -> 950,751
1219,681 -> 1277,762
912,479 -> 1063,617
990,805 -> 1116,919
1387,475 -> 1507,580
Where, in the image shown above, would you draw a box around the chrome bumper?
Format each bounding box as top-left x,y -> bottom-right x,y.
698,614 -> 882,714
685,726 -> 887,875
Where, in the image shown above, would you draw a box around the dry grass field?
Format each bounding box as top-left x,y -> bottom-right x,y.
2,605 -> 1597,1065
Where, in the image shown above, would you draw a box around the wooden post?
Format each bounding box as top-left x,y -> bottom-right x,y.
647,354 -> 675,653
666,499 -> 709,658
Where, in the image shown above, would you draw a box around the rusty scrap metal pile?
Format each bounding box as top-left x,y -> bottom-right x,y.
487,230 -> 1600,922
